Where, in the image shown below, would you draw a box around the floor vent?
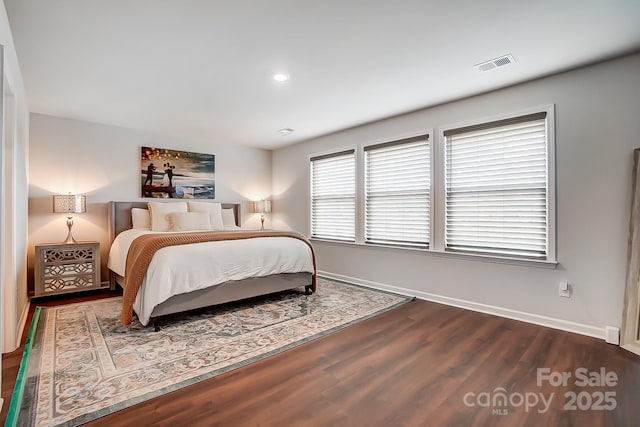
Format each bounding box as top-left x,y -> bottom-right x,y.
475,54 -> 515,72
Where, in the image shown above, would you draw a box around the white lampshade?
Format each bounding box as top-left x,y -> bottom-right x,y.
53,194 -> 86,214
253,200 -> 272,214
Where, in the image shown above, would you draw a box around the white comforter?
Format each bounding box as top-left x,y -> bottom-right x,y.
108,229 -> 314,325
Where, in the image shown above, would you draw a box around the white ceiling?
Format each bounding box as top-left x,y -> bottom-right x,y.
5,0 -> 640,150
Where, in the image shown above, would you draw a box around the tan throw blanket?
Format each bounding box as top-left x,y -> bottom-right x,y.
121,230 -> 317,326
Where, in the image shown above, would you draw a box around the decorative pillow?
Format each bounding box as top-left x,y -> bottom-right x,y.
221,208 -> 237,227
148,201 -> 188,232
167,212 -> 211,231
131,208 -> 151,229
187,202 -> 224,230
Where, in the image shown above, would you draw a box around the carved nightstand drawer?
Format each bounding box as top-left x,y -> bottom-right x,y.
34,242 -> 104,296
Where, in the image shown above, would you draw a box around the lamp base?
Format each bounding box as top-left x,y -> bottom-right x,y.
260,215 -> 265,230
63,215 -> 77,244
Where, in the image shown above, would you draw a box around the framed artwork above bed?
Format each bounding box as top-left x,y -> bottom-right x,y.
141,146 -> 215,199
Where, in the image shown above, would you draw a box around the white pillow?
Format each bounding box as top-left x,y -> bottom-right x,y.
187,202 -> 224,230
148,201 -> 188,232
167,212 -> 211,231
131,208 -> 151,229
221,208 -> 237,227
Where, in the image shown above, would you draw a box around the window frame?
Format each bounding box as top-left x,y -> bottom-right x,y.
308,146 -> 357,242
363,134 -> 432,249
437,105 -> 556,263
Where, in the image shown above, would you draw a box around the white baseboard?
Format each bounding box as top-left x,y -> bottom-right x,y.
318,271 -> 607,341
16,299 -> 30,349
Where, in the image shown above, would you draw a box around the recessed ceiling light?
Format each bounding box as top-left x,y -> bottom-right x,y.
273,73 -> 290,82
278,128 -> 294,135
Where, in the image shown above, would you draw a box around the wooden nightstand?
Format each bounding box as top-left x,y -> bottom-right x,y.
34,241 -> 104,297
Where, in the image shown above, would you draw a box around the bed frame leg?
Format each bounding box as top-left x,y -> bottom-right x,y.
305,285 -> 313,295
152,319 -> 161,332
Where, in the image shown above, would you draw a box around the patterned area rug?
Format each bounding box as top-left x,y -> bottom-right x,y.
7,278 -> 411,426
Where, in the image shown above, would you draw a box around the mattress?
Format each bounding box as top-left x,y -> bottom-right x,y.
108,229 -> 314,325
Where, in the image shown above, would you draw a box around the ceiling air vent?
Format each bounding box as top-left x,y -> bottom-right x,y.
475,54 -> 515,72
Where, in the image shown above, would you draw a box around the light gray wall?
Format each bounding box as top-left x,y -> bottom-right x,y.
1,2 -> 30,353
272,53 -> 640,331
28,113 -> 272,287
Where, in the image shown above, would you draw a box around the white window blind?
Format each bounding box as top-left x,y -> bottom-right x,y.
444,112 -> 548,259
310,149 -> 355,241
365,135 -> 430,247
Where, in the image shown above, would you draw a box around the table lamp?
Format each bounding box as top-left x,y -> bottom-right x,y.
53,194 -> 86,243
253,200 -> 272,230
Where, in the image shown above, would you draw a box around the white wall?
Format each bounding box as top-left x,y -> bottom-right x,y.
272,53 -> 640,336
28,113 -> 272,287
1,0 -> 30,356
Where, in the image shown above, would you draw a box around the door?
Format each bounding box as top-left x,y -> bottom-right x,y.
621,148 -> 640,356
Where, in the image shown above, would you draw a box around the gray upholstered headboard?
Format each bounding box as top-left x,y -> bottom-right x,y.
108,201 -> 241,245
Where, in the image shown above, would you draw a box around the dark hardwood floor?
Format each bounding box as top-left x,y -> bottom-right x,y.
2,290 -> 639,426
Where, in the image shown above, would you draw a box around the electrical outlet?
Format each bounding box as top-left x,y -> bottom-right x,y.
558,281 -> 571,298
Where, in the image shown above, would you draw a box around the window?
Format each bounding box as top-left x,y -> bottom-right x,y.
364,135 -> 430,247
444,112 -> 549,259
310,149 -> 355,241
307,107 -> 555,266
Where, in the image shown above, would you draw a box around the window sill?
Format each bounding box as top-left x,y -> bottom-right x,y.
309,238 -> 558,269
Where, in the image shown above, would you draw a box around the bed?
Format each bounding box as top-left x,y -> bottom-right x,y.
107,201 -> 316,329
